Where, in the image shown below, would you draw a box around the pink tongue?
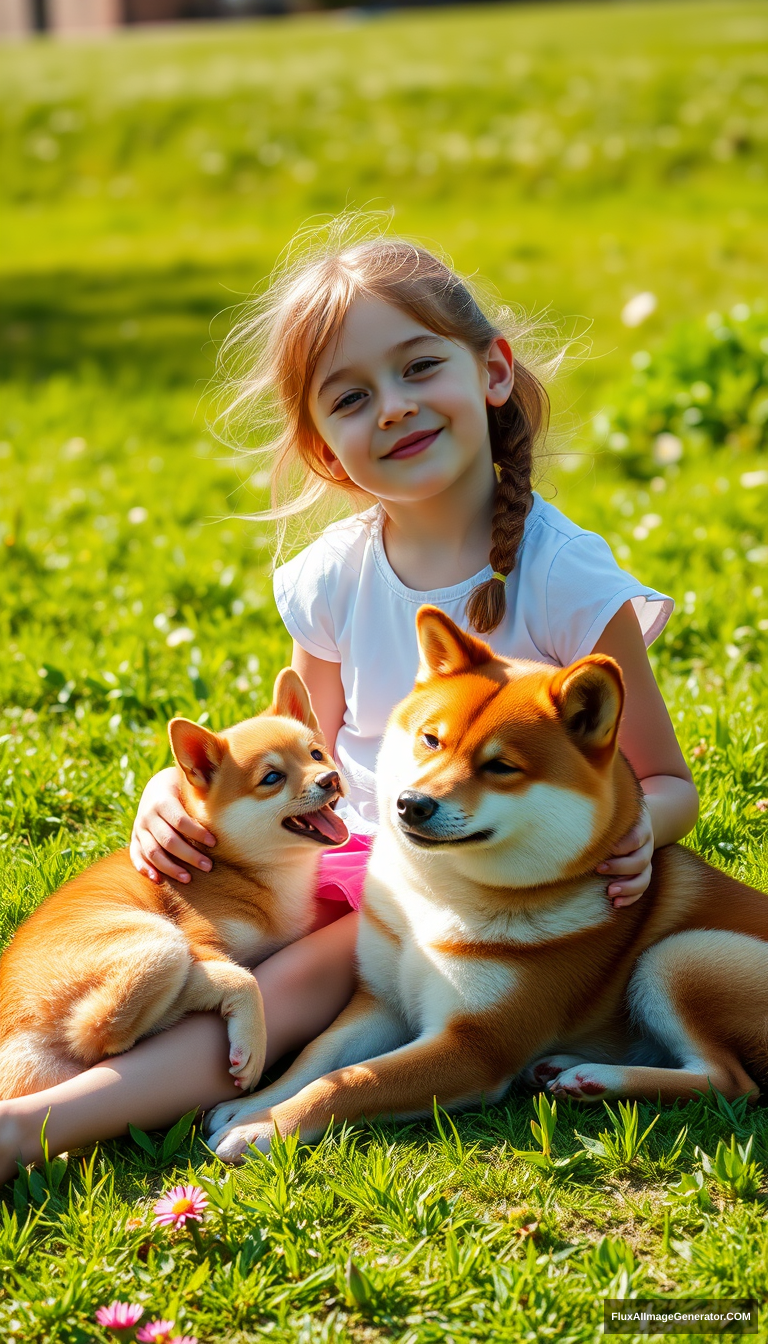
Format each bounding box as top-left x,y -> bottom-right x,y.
304,805 -> 349,844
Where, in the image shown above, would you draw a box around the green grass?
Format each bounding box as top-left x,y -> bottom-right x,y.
1,1 -> 768,1339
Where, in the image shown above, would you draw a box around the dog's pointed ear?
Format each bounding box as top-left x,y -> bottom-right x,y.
168,719 -> 228,791
415,606 -> 494,683
270,668 -> 320,732
550,655 -> 625,760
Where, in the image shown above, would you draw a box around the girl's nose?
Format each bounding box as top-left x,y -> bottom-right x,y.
378,387 -> 419,429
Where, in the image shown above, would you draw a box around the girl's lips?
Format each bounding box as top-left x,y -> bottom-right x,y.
384,429 -> 442,460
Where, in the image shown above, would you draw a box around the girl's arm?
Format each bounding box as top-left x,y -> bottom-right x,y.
592,601 -> 699,907
291,643 -> 346,752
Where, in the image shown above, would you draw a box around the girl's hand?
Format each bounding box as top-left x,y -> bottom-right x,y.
129,766 -> 215,884
596,798 -> 654,909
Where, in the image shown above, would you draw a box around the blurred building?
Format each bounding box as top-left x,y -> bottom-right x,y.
0,0 -> 313,35
2,0 -> 488,33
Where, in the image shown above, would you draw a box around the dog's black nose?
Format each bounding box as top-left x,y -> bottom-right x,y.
315,770 -> 341,792
397,790 -> 438,826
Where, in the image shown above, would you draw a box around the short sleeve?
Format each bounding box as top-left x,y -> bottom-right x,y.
545,532 -> 674,666
273,542 -> 341,663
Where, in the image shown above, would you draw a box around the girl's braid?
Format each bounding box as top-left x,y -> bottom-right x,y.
465,362 -> 548,635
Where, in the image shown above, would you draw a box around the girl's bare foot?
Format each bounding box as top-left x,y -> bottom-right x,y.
0,1098 -> 47,1185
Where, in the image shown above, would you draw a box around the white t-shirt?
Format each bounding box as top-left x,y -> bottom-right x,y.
274,493 -> 673,834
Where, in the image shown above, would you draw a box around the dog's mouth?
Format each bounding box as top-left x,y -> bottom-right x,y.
400,827 -> 494,848
282,799 -> 349,846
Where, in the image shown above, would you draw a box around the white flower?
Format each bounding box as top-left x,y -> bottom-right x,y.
127,507 -> 148,524
740,471 -> 768,489
621,292 -> 657,328
61,437 -> 87,460
653,433 -> 683,466
166,627 -> 195,648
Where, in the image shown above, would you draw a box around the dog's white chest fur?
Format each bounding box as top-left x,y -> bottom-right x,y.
361,833 -> 610,1037
219,918 -> 278,966
362,846 -> 517,1035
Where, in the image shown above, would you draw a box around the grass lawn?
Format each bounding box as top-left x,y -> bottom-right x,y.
1,2 -> 768,1339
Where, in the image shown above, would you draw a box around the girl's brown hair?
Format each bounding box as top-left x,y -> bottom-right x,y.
219,216 -> 560,635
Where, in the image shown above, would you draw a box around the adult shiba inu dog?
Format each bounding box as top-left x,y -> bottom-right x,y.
206,606 -> 768,1162
0,671 -> 347,1100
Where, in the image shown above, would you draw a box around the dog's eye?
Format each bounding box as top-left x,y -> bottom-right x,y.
260,770 -> 285,787
310,749 -> 324,761
422,733 -> 440,750
483,759 -> 520,775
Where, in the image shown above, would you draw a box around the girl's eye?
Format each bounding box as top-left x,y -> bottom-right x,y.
483,759 -> 520,776
422,733 -> 440,750
407,358 -> 441,376
310,749 -> 324,761
333,390 -> 365,413
260,770 -> 285,787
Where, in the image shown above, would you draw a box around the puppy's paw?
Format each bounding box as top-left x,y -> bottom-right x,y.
225,1022 -> 265,1092
548,1064 -> 620,1101
210,1119 -> 275,1164
228,1045 -> 261,1092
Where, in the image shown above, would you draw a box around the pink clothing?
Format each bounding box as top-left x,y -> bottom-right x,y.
316,833 -> 373,910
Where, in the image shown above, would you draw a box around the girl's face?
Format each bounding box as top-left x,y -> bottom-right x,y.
308,295 -> 513,504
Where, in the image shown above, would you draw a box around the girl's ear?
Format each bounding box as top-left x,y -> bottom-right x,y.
168,719 -> 228,792
271,668 -> 320,731
318,441 -> 350,482
485,337 -> 514,407
415,606 -> 495,682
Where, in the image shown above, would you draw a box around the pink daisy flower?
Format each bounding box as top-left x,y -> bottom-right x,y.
170,1337 -> 198,1344
95,1301 -> 144,1330
152,1184 -> 208,1228
136,1322 -> 176,1344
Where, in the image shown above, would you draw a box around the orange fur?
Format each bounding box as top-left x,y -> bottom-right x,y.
0,669 -> 348,1100
205,608 -> 768,1160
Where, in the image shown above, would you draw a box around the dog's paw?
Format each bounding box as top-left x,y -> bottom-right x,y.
547,1064 -> 621,1101
525,1054 -> 587,1088
209,1119 -> 275,1164
203,1095 -> 256,1137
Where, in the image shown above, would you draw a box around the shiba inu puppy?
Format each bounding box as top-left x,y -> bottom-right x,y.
0,670 -> 347,1100
206,607 -> 768,1162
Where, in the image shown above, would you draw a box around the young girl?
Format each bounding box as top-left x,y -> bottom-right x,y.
0,228 -> 698,1181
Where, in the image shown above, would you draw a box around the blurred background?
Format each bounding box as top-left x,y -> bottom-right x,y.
2,1 -> 765,395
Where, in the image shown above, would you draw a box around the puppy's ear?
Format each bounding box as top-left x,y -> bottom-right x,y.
270,668 -> 320,732
415,605 -> 494,683
168,719 -> 228,791
550,655 -> 624,760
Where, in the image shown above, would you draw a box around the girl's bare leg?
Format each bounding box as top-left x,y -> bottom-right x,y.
0,911 -> 358,1184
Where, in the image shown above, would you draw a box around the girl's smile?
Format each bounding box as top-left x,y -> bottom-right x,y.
383,427 -> 443,460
